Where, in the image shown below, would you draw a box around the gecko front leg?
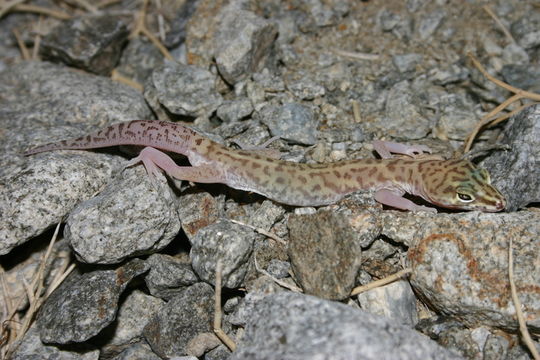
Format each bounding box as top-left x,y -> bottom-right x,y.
126,147 -> 225,184
374,188 -> 437,213
372,140 -> 432,159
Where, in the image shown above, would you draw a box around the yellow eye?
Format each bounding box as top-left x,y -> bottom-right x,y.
457,193 -> 474,202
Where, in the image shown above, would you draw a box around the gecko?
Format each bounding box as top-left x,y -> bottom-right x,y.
25,120 -> 506,213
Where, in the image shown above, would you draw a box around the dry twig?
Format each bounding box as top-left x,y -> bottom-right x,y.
0,0 -> 26,19
333,49 -> 380,61
130,0 -> 173,61
230,219 -> 287,246
351,100 -> 362,123
110,69 -> 144,91
508,237 -> 540,360
2,223 -> 74,358
254,255 -> 302,293
482,5 -> 516,44
12,28 -> 31,60
11,4 -> 71,19
350,268 -> 412,296
213,260 -> 237,352
462,54 -> 540,153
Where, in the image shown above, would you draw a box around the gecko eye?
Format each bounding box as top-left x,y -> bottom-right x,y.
457,192 -> 474,203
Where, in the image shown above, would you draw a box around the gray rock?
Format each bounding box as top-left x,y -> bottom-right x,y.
288,210 -> 362,300
501,43 -> 529,65
40,15 -> 129,75
392,53 -> 423,73
308,0 -> 347,27
12,325 -> 99,360
37,258 -> 149,344
104,290 -> 164,346
214,4 -> 278,84
356,280 -> 418,326
383,211 -> 540,332
216,98 -> 254,122
110,342 -> 162,360
258,103 -> 319,145
248,199 -> 286,231
362,238 -> 397,260
231,292 -> 463,360
0,152 -> 121,255
482,332 -> 510,359
501,63 -> 540,93
162,0 -> 199,48
144,282 -> 218,358
145,254 -> 199,300
227,275 -> 284,327
378,9 -> 401,32
214,120 -> 252,139
383,80 -> 431,139
510,12 -> 540,49
205,344 -> 232,360
417,9 -> 446,40
428,63 -> 469,85
252,69 -> 286,93
116,38 -> 164,85
190,219 -> 255,288
285,76 -> 325,100
482,104 -> 540,211
177,191 -> 224,240
66,166 -> 180,264
0,61 -> 152,154
266,259 -> 291,279
145,62 -> 223,118
433,92 -> 478,140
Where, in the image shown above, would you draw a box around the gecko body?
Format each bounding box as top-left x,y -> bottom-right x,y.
25,120 -> 506,212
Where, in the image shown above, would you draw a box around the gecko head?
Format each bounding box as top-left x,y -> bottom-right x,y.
422,160 -> 506,212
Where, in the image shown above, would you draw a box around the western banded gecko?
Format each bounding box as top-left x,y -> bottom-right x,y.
25,120 -> 506,212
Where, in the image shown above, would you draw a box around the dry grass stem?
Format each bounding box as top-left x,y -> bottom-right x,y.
254,255 -> 302,293
508,238 -> 540,360
351,100 -> 362,123
62,0 -> 98,13
31,17 -> 43,60
0,0 -> 26,19
333,49 -> 380,61
350,268 -> 412,296
229,219 -> 287,246
2,223 -> 74,358
12,4 -> 71,19
463,54 -> 540,153
213,260 -> 237,352
482,5 -> 516,44
130,0 -> 173,60
111,69 -> 144,91
96,0 -> 122,9
12,28 -> 31,60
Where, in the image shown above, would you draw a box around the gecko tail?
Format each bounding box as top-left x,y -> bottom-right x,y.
24,120 -> 198,156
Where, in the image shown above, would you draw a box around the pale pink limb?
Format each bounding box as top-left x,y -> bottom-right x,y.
374,189 -> 437,213
125,147 -> 224,183
372,140 -> 432,159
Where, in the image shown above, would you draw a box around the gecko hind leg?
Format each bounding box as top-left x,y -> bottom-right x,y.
126,146 -> 224,184
372,140 -> 432,159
